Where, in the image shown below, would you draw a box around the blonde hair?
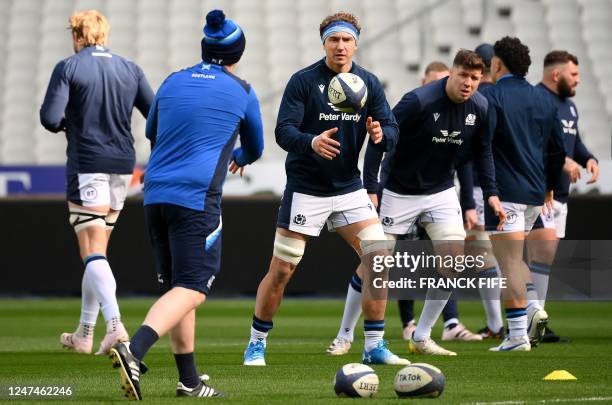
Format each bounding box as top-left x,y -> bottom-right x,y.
69,10 -> 109,47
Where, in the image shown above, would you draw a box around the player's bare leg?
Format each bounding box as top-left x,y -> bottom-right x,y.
526,228 -> 560,342
62,202 -> 128,354
254,228 -> 309,321
337,218 -> 410,365
489,231 -> 545,351
244,228 -> 308,365
467,225 -> 504,338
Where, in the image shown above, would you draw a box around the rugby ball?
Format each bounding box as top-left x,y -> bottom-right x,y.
328,72 -> 368,113
393,363 -> 445,398
334,363 -> 379,398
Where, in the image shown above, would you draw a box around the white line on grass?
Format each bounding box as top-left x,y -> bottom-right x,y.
464,397 -> 612,405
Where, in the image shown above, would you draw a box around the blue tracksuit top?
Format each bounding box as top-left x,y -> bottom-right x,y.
364,77 -> 499,200
275,58 -> 398,197
480,75 -> 565,205
40,45 -> 154,175
144,63 -> 264,213
536,83 -> 596,203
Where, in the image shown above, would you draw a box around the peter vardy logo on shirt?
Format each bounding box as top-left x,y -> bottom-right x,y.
465,114 -> 476,126
320,104 -> 362,122
561,119 -> 577,135
432,130 -> 463,145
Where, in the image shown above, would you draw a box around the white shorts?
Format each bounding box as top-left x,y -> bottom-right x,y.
473,186 -> 485,226
67,173 -> 132,210
534,200 -> 568,238
486,201 -> 542,234
277,188 -> 378,236
379,187 -> 463,235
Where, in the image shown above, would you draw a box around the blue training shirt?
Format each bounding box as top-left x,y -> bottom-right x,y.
40,45 -> 154,175
480,76 -> 565,205
364,77 -> 498,200
275,58 -> 398,197
144,62 -> 264,213
536,83 -> 596,203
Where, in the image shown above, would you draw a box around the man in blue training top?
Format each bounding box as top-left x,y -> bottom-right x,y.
109,10 -> 263,400
526,50 -> 599,343
481,37 -> 566,352
40,10 -> 154,356
243,11 -> 407,367
361,50 -> 505,356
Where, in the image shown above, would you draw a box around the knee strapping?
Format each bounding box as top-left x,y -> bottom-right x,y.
356,223 -> 388,255
69,208 -> 107,233
273,232 -> 306,265
423,222 -> 466,241
105,211 -> 120,230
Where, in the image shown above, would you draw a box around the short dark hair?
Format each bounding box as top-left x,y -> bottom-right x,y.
452,49 -> 484,73
424,61 -> 449,75
493,36 -> 531,77
544,50 -> 579,67
319,12 -> 361,36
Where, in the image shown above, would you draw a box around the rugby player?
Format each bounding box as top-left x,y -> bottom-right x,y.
482,37 -> 566,352
526,50 -> 599,343
242,12 -> 407,367
40,10 -> 154,355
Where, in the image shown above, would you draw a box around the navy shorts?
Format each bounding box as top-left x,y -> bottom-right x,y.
145,203 -> 222,295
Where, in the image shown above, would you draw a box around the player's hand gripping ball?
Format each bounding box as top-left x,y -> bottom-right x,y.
328,73 -> 368,113
334,363 -> 379,398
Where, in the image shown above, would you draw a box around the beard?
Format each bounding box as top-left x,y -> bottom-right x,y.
558,76 -> 576,98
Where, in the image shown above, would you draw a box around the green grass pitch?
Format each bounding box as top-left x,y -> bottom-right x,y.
0,299 -> 611,404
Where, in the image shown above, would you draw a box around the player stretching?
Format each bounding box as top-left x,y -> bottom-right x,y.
243,12 -> 406,366
482,37 -> 566,352
526,50 -> 599,343
109,10 -> 263,399
40,10 -> 154,355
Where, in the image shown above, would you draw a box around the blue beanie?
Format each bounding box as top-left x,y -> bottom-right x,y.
475,43 -> 494,68
201,10 -> 245,65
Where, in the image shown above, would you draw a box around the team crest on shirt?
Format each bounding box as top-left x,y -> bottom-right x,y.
505,210 -> 517,224
293,214 -> 307,225
465,114 -> 476,126
382,217 -> 394,226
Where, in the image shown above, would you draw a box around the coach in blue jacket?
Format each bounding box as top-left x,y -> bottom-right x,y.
108,10 -> 263,400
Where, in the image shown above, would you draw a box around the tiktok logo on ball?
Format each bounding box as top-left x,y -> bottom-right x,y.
293,214 -> 307,225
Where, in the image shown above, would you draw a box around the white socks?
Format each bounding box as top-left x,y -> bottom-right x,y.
413,288 -> 452,341
84,255 -> 120,322
364,330 -> 384,351
80,269 -> 100,326
337,276 -> 363,342
249,326 -> 268,346
479,266 -> 503,332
